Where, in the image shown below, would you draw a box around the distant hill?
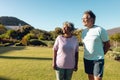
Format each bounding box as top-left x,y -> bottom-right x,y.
0,16 -> 29,26
0,16 -> 30,30
107,27 -> 120,35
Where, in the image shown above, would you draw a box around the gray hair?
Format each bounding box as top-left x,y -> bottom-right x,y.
63,21 -> 75,31
83,10 -> 96,24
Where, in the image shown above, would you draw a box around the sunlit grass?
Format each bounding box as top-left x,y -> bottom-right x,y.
0,46 -> 120,80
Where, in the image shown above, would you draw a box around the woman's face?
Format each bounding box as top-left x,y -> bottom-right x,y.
82,14 -> 93,28
62,25 -> 71,34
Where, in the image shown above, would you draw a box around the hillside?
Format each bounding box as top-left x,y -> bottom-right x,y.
0,16 -> 29,26
107,27 -> 120,35
0,16 -> 30,29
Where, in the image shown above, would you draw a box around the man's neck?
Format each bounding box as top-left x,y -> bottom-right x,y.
87,24 -> 94,29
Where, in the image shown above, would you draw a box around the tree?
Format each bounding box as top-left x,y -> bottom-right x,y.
6,30 -> 18,39
21,33 -> 35,45
38,32 -> 52,40
0,24 -> 7,35
55,27 -> 62,35
73,29 -> 82,42
49,27 -> 62,40
17,25 -> 34,39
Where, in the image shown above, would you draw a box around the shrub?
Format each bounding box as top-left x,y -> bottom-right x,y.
46,41 -> 54,47
113,47 -> 120,52
21,33 -> 36,46
29,39 -> 47,46
106,51 -> 120,62
4,43 -> 14,47
114,53 -> 120,61
15,43 -> 24,46
0,44 -> 4,47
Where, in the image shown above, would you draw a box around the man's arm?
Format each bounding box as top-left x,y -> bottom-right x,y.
103,40 -> 111,55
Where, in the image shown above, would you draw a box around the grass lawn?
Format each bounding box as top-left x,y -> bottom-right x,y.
0,46 -> 120,80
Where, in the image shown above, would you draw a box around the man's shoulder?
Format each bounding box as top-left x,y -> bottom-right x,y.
82,28 -> 88,32
94,25 -> 106,30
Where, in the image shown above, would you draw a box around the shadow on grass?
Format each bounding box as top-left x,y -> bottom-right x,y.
0,76 -> 11,80
0,56 -> 52,60
0,46 -> 26,54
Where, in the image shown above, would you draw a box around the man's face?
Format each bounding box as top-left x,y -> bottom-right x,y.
82,14 -> 93,28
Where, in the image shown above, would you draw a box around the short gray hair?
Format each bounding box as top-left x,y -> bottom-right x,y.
84,10 -> 96,24
63,21 -> 75,31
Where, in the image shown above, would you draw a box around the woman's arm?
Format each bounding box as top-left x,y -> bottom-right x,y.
74,51 -> 79,71
52,50 -> 57,70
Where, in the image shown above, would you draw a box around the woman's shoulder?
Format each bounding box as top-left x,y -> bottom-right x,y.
72,36 -> 78,40
58,35 -> 63,38
56,35 -> 63,39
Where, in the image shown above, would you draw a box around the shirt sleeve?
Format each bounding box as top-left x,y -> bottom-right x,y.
53,36 -> 59,51
75,43 -> 79,53
75,37 -> 79,52
100,28 -> 109,42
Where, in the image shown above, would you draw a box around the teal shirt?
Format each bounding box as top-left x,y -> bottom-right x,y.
82,25 -> 109,60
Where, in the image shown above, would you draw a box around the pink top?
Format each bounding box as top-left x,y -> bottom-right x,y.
53,35 -> 79,69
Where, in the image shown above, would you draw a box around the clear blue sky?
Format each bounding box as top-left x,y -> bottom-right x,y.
0,0 -> 120,31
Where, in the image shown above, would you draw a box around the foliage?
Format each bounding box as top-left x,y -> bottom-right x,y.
21,33 -> 35,45
30,29 -> 53,41
6,30 -> 18,39
0,24 -> 83,47
0,24 -> 7,34
106,51 -> 120,61
13,25 -> 34,40
73,29 -> 82,43
30,29 -> 43,38
113,47 -> 120,52
41,40 -> 54,47
49,31 -> 57,40
0,33 -> 10,39
15,43 -> 24,46
0,38 -> 19,45
110,33 -> 120,47
110,33 -> 120,42
55,27 -> 62,35
3,43 -> 14,46
28,39 -> 47,46
106,46 -> 120,62
21,37 -> 28,46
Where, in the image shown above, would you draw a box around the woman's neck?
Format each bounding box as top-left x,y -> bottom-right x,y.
63,33 -> 72,38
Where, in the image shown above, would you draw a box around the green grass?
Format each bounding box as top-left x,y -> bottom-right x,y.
0,46 -> 120,80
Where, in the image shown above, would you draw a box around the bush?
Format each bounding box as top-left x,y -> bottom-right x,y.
46,41 -> 54,47
0,44 -> 4,47
29,39 -> 47,46
113,47 -> 120,52
4,43 -> 14,47
114,53 -> 120,61
15,43 -> 24,46
106,51 -> 120,62
21,37 -> 28,46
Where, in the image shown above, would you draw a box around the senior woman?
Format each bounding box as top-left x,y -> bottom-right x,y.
52,21 -> 79,80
